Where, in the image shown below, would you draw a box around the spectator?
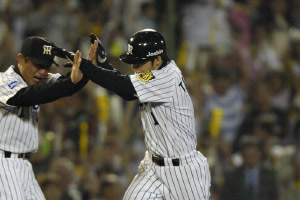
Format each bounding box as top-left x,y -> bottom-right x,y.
221,136 -> 279,200
180,0 -> 233,72
99,174 -> 123,200
48,157 -> 82,200
202,55 -> 246,144
237,81 -> 287,142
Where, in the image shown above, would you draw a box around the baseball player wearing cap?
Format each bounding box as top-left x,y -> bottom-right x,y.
72,29 -> 211,199
0,36 -> 87,199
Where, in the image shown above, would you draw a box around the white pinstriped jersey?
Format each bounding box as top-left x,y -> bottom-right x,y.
0,66 -> 60,153
125,60 -> 210,200
130,61 -> 196,158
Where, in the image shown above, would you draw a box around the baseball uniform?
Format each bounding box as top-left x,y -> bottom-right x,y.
0,64 -> 87,200
122,61 -> 211,200
79,58 -> 211,200
80,29 -> 211,199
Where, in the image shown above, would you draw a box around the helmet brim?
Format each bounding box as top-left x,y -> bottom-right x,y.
119,52 -> 149,64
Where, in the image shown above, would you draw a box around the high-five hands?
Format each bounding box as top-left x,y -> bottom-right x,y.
67,50 -> 83,84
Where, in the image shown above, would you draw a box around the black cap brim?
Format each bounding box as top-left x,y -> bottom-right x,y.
119,52 -> 149,64
28,57 -> 58,68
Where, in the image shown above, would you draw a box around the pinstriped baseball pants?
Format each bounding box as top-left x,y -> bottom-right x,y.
0,157 -> 45,200
123,150 -> 211,200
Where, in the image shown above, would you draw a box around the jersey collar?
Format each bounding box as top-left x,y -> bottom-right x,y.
12,65 -> 22,76
158,60 -> 170,70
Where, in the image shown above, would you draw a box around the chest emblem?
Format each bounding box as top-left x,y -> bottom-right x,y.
8,81 -> 20,89
136,71 -> 155,82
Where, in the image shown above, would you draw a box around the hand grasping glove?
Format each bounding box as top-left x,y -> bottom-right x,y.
51,34 -> 107,68
51,45 -> 75,61
89,33 -> 107,65
50,44 -> 75,68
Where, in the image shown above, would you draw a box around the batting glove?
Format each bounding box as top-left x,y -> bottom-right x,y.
90,33 -> 107,64
52,45 -> 75,61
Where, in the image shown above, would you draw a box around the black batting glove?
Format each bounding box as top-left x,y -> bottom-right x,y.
90,33 -> 107,65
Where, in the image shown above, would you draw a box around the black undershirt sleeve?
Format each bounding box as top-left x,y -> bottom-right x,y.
80,59 -> 138,101
7,75 -> 89,106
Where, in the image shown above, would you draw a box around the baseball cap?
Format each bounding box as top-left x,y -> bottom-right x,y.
21,36 -> 58,68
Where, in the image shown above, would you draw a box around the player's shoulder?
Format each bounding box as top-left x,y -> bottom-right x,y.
0,66 -> 25,87
155,60 -> 181,76
1,66 -> 19,80
141,60 -> 181,82
131,61 -> 181,83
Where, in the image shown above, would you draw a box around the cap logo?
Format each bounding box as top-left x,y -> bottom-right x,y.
146,49 -> 163,57
128,44 -> 133,55
43,45 -> 52,55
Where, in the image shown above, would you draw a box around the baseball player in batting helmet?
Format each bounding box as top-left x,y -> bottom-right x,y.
66,29 -> 211,199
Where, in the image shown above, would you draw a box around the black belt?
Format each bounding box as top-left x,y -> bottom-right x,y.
4,151 -> 31,159
152,154 -> 180,166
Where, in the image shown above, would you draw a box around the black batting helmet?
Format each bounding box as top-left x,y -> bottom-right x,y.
120,29 -> 167,64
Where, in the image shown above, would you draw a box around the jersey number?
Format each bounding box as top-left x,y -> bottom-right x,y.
151,111 -> 159,125
179,76 -> 187,92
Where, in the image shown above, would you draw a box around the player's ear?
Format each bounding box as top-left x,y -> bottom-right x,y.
153,56 -> 162,69
17,53 -> 26,63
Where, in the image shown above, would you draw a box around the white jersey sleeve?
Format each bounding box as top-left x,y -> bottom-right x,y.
0,72 -> 27,105
130,64 -> 176,103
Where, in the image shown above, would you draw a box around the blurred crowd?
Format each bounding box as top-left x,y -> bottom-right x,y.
1,0 -> 300,199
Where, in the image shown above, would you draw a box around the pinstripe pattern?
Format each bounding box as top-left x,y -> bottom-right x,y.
0,66 -> 60,199
0,66 -> 39,153
0,157 -> 45,199
123,151 -> 210,200
130,61 -> 196,158
125,61 -> 210,199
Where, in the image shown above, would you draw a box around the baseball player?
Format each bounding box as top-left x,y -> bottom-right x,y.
72,29 -> 211,199
0,36 -> 87,199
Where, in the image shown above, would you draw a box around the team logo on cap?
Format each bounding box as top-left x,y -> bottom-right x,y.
128,44 -> 133,55
43,45 -> 52,55
137,71 -> 155,82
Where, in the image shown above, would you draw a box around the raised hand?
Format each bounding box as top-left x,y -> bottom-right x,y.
68,50 -> 83,84
89,33 -> 107,65
88,39 -> 98,65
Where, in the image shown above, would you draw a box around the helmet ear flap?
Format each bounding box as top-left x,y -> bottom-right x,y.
119,29 -> 167,64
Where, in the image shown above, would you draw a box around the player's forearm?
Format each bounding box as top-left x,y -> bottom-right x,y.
100,60 -> 114,70
80,59 -> 138,101
7,76 -> 88,106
